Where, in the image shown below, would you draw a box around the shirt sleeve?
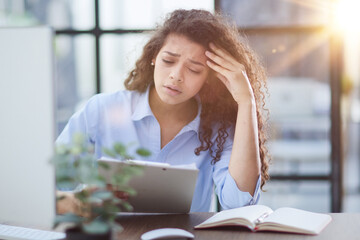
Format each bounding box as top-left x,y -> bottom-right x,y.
56,95 -> 100,145
212,136 -> 261,210
55,96 -> 100,191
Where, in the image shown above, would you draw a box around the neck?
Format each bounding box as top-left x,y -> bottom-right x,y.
149,86 -> 198,123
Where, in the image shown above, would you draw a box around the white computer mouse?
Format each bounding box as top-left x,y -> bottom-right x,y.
140,228 -> 194,240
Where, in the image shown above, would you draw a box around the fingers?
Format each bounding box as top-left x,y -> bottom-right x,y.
56,191 -> 91,217
206,60 -> 230,77
56,191 -> 77,215
205,50 -> 233,71
209,42 -> 236,64
206,60 -> 231,90
206,43 -> 246,72
215,72 -> 230,88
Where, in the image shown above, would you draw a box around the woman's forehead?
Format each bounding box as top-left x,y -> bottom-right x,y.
160,34 -> 207,59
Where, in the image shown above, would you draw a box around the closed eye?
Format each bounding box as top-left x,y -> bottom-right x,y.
189,68 -> 201,74
162,59 -> 174,64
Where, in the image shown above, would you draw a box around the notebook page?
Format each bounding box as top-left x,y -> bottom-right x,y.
198,205 -> 273,228
262,207 -> 332,234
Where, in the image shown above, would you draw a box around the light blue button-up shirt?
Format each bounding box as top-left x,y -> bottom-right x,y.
57,88 -> 261,212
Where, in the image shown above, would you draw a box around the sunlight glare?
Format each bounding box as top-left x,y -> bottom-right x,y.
333,0 -> 360,33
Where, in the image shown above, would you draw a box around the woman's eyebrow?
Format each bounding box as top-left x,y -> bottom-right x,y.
163,51 -> 180,57
163,51 -> 205,67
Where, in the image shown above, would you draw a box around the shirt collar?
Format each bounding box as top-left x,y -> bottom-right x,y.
131,87 -> 153,121
182,95 -> 201,134
131,87 -> 202,134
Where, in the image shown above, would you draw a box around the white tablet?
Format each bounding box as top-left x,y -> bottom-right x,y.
98,158 -> 199,213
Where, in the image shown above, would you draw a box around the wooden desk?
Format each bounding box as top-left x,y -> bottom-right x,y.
116,212 -> 360,240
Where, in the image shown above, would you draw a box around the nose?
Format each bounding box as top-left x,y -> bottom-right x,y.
169,65 -> 184,82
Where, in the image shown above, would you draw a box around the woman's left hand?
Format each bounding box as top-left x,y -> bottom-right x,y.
205,43 -> 255,104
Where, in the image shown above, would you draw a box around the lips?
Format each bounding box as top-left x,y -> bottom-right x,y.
163,84 -> 182,96
164,84 -> 182,93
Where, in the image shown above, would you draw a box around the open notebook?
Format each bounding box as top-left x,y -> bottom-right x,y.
195,205 -> 332,235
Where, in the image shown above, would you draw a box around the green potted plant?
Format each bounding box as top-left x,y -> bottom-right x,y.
52,133 -> 150,240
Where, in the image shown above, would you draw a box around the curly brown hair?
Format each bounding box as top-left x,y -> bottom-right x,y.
124,9 -> 269,190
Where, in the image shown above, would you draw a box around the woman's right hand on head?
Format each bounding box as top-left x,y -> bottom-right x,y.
205,43 -> 255,104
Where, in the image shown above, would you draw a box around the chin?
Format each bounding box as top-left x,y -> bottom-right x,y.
159,95 -> 183,105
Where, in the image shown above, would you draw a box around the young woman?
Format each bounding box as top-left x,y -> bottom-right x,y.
57,9 -> 269,212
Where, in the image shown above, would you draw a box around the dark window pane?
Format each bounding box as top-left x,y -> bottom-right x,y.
100,0 -> 214,29
100,33 -> 150,93
55,35 -> 96,135
260,181 -> 330,212
0,0 -> 94,30
220,0 -> 330,27
245,31 -> 331,176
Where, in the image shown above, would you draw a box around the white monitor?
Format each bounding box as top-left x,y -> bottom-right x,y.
0,26 -> 56,229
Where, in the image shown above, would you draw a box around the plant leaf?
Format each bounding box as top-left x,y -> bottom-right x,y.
91,190 -> 113,200
55,168 -> 74,179
98,161 -> 110,170
121,201 -> 133,211
117,186 -> 136,196
73,133 -> 86,145
82,219 -> 110,234
102,148 -> 117,158
123,154 -> 134,160
112,198 -> 121,205
112,174 -> 127,185
113,143 -> 126,156
86,175 -> 106,187
112,223 -> 123,233
54,213 -> 82,227
56,175 -> 75,183
123,165 -> 143,176
87,196 -> 103,204
56,195 -> 66,201
106,204 -> 120,213
70,146 -> 83,155
54,144 -> 67,155
56,181 -> 77,190
136,148 -> 151,157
